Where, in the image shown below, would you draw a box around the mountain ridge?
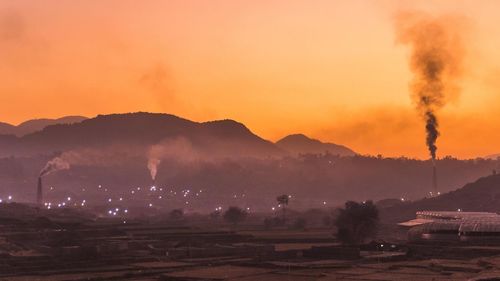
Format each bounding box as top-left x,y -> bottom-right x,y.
0,116 -> 87,137
1,112 -> 285,157
276,133 -> 356,156
1,113 -> 357,159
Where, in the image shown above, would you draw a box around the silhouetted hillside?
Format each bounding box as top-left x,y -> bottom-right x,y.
276,134 -> 355,156
0,122 -> 16,135
199,119 -> 285,157
2,113 -> 282,157
380,174 -> 500,223
0,116 -> 87,137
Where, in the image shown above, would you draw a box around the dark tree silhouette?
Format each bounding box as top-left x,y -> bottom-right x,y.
169,209 -> 184,220
223,206 -> 247,225
276,194 -> 290,222
334,200 -> 379,245
293,217 -> 307,230
209,210 -> 221,220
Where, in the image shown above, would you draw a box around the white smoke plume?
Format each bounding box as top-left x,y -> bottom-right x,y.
147,158 -> 161,181
147,137 -> 200,180
39,157 -> 70,177
40,145 -> 144,177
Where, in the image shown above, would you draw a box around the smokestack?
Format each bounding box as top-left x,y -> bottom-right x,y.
395,11 -> 467,195
432,162 -> 438,195
36,177 -> 43,206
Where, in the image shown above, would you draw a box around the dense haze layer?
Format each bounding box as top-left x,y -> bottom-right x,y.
1,1 -> 500,158
0,112 -> 496,211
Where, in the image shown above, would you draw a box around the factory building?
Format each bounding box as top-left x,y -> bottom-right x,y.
399,211 -> 500,243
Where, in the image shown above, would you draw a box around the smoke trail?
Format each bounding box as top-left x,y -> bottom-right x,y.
147,158 -> 161,181
425,112 -> 438,160
39,145 -> 143,177
147,137 -> 199,180
39,157 -> 70,177
395,11 -> 466,160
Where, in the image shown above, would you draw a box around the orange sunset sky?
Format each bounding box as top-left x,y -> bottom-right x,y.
1,0 -> 500,159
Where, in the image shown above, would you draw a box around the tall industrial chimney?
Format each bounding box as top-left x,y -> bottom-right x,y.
432,164 -> 438,196
36,177 -> 43,206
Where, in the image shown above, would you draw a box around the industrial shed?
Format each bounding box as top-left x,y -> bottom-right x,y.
401,211 -> 500,243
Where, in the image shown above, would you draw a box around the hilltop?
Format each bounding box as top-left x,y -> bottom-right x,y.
0,113 -> 283,157
380,173 -> 500,223
276,134 -> 355,156
0,116 -> 87,137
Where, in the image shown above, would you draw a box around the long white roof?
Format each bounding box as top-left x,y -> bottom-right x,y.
416,211 -> 500,220
400,211 -> 500,232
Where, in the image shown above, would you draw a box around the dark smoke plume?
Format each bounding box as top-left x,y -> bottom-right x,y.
395,11 -> 466,160
425,112 -> 438,159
